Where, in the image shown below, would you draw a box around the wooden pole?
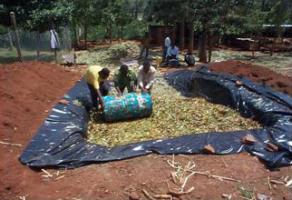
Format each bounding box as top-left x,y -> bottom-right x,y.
198,27 -> 207,63
207,32 -> 212,62
54,48 -> 57,63
36,31 -> 40,60
188,22 -> 194,52
84,23 -> 87,49
7,28 -> 14,51
10,11 -> 22,62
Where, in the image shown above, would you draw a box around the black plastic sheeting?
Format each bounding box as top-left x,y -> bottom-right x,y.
19,66 -> 292,168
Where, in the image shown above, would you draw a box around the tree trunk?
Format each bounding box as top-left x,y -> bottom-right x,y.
75,25 -> 80,47
178,22 -> 185,50
118,25 -> 124,42
134,0 -> 138,19
109,24 -> 112,44
270,26 -> 282,56
7,28 -> 14,51
72,24 -> 78,48
76,26 -> 81,46
207,32 -> 212,62
84,23 -> 88,49
36,31 -> 40,60
270,38 -> 275,56
251,37 -> 256,58
198,28 -> 207,63
187,22 -> 194,52
218,35 -> 222,47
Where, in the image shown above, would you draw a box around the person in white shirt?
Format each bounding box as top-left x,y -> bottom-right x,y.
165,36 -> 171,48
50,28 -> 61,63
50,29 -> 60,50
137,60 -> 156,93
163,35 -> 171,61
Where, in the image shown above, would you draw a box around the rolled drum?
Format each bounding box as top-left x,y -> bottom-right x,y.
103,93 -> 152,122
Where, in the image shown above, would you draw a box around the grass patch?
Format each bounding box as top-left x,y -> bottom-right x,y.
0,48 -> 56,63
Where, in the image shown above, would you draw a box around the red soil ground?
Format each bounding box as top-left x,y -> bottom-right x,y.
209,60 -> 292,96
0,61 -> 291,200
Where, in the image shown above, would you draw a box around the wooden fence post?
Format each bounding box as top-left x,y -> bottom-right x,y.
36,31 -> 41,60
7,28 -> 14,51
10,11 -> 22,62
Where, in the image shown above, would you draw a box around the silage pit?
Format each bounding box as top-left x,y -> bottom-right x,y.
86,75 -> 261,147
19,67 -> 292,168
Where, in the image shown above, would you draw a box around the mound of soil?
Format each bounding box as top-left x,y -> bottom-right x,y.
0,61 -> 81,138
209,60 -> 292,96
0,61 -> 82,199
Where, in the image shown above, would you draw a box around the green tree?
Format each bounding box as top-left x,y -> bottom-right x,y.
71,0 -> 96,47
266,0 -> 292,55
0,0 -> 72,31
100,0 -> 132,43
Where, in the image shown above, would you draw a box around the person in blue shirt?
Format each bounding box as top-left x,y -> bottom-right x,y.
166,43 -> 180,66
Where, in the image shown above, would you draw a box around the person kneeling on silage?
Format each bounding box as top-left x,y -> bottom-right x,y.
114,64 -> 137,96
85,65 -> 110,111
138,60 -> 156,93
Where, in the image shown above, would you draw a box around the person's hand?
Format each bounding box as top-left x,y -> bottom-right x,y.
117,92 -> 122,97
116,87 -> 122,97
100,102 -> 105,111
141,88 -> 147,93
133,87 -> 137,92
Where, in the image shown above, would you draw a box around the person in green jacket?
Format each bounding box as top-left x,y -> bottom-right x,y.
114,64 -> 137,96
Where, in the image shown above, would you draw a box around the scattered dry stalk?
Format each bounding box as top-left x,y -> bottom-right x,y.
41,169 -> 53,178
268,176 -> 272,190
270,179 -> 285,185
153,194 -> 172,199
0,140 -> 22,147
168,186 -> 194,196
142,189 -> 156,200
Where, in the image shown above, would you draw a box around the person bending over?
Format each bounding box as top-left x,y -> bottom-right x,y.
114,64 -> 137,96
85,65 -> 110,110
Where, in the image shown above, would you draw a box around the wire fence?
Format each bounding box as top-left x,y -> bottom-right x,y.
0,26 -> 72,64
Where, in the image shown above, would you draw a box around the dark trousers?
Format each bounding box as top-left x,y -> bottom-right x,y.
162,46 -> 168,61
87,81 -> 110,107
166,55 -> 179,67
119,85 -> 134,93
166,54 -> 177,61
139,47 -> 149,59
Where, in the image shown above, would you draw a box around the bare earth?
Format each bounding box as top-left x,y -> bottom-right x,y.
0,61 -> 291,200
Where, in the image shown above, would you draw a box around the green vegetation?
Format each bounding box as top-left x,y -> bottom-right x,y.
0,0 -> 292,63
76,41 -> 140,65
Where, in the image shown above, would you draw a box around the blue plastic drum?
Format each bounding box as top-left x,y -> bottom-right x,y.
103,93 -> 153,122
